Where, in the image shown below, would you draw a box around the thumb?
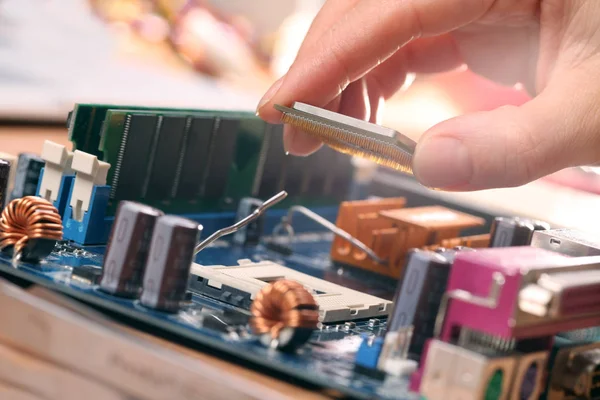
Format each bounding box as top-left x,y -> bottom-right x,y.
412,71 -> 600,191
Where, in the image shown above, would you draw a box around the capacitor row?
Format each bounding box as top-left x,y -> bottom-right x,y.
99,201 -> 201,313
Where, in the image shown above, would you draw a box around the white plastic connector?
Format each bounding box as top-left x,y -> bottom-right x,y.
0,152 -> 17,194
381,358 -> 417,377
38,140 -> 74,203
70,150 -> 110,222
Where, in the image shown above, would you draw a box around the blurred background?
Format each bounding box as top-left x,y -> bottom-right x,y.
0,0 -> 598,232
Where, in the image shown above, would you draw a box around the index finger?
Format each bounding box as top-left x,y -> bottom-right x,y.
257,0 -> 493,123
293,0 -> 360,60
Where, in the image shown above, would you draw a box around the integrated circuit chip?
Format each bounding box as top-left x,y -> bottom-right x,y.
189,260 -> 392,323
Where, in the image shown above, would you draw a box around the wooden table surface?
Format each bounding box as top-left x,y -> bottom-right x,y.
0,124 -> 335,400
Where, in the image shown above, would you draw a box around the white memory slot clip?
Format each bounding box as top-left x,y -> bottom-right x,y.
70,151 -> 110,222
39,140 -> 74,203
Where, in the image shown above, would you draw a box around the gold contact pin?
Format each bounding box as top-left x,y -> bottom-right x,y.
274,102 -> 416,174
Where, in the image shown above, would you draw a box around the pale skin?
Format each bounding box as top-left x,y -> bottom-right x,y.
256,0 -> 600,191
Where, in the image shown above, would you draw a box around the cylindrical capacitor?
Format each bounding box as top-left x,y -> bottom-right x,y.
388,249 -> 453,356
489,217 -> 536,247
10,153 -> 44,200
0,159 -> 10,210
140,215 -> 201,313
99,201 -> 163,297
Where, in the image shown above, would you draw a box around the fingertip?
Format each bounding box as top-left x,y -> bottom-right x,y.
256,106 -> 282,125
283,125 -> 322,156
413,135 -> 473,189
256,76 -> 285,124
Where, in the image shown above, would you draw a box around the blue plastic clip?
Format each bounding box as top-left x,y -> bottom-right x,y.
35,168 -> 75,219
63,185 -> 112,245
355,334 -> 384,370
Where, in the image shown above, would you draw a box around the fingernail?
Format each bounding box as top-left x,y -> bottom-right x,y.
256,76 -> 284,116
413,136 -> 473,188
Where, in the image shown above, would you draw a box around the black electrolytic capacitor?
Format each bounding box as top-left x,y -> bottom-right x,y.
140,215 -> 201,313
489,217 -> 536,247
9,153 -> 44,200
99,201 -> 163,297
0,159 -> 10,210
389,249 -> 452,356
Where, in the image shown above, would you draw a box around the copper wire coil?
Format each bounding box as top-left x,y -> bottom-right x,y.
250,280 -> 320,340
0,196 -> 63,257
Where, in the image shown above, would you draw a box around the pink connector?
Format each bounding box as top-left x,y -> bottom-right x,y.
438,247 -> 600,340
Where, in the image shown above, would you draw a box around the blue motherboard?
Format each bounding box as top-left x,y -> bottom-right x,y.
0,210 -> 416,400
12,104 -> 591,400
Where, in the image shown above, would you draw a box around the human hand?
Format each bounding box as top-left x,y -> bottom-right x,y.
256,0 -> 600,191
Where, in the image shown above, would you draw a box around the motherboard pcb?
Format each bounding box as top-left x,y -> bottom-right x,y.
0,231 -> 409,400
3,103 -> 600,400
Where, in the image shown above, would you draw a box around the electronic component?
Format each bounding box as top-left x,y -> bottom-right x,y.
256,126 -> 353,201
0,196 -> 62,263
9,153 -> 44,201
528,219 -> 551,231
355,335 -> 386,379
36,140 -> 74,218
531,228 -> 600,257
512,351 -> 549,400
376,326 -> 418,377
331,200 -> 485,278
330,197 -> 406,276
420,340 -> 547,400
451,246 -> 477,252
274,205 -> 385,264
0,159 -> 10,210
62,150 -> 111,245
189,260 -> 391,323
420,340 -> 514,400
275,102 -> 416,174
250,279 -> 319,351
67,150 -> 110,222
16,100 -> 600,400
547,339 -> 600,399
519,268 -> 600,318
383,250 -> 452,358
68,104 -> 355,218
99,201 -> 163,298
422,233 -> 490,251
378,205 -> 485,244
70,265 -> 103,285
437,247 -> 600,342
489,217 -> 537,247
0,152 -> 17,195
232,198 -> 264,246
558,327 -> 600,343
194,191 -> 287,254
140,215 -> 201,313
